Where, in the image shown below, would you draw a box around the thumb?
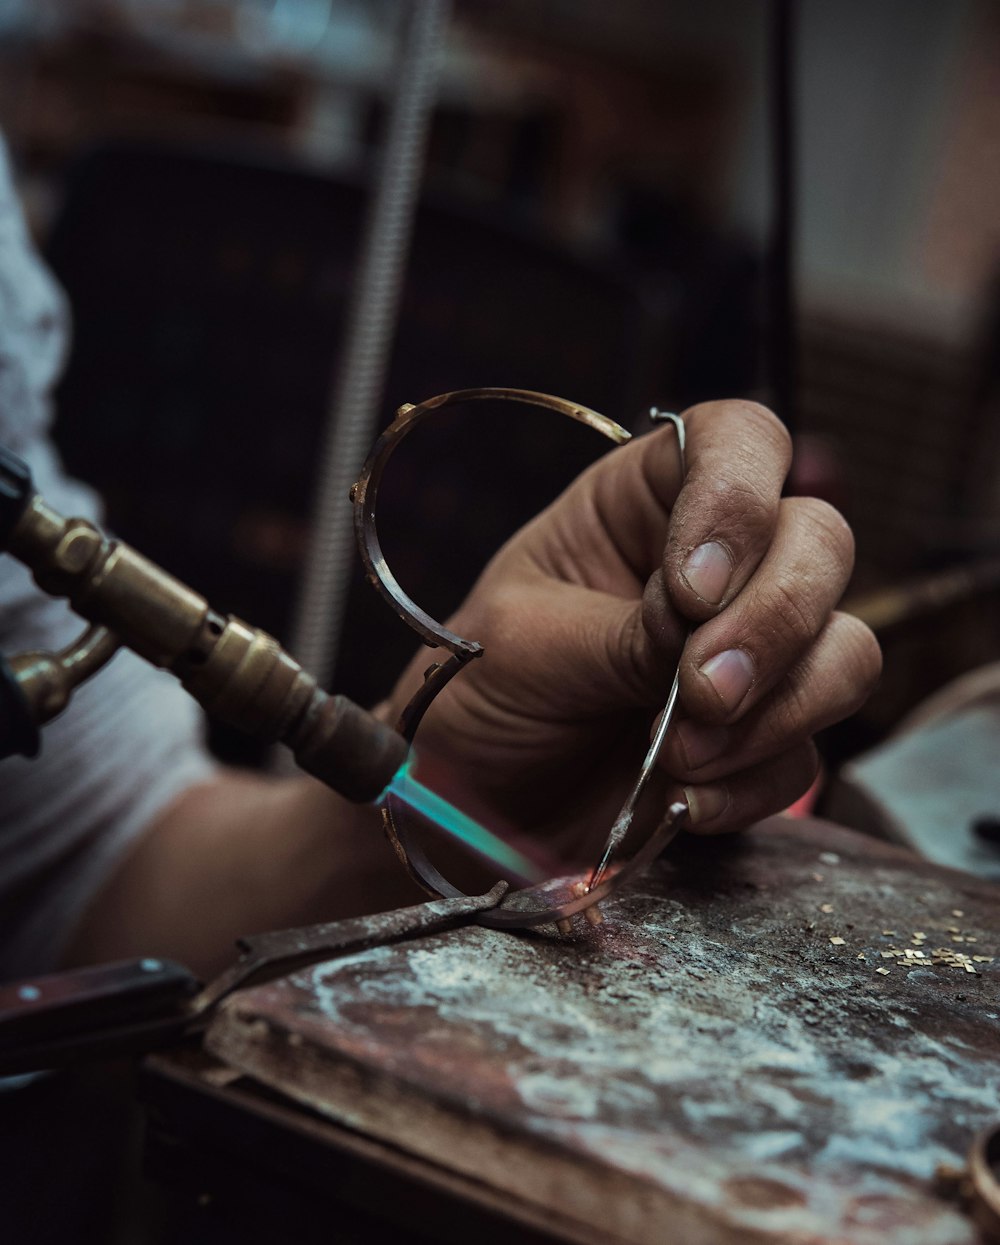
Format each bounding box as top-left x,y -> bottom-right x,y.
479,577 -> 683,719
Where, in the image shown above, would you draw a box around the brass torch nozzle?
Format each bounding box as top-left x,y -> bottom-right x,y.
0,447 -> 406,802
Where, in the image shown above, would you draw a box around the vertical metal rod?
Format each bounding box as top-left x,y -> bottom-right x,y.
768,0 -> 797,431
290,0 -> 452,688
587,410 -> 687,893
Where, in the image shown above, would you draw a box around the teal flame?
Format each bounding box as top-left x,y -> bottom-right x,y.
382,757 -> 542,882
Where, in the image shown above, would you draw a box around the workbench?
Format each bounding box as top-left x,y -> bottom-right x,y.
142,818 -> 1000,1244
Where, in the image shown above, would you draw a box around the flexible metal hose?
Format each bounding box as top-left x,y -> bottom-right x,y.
289,0 -> 452,690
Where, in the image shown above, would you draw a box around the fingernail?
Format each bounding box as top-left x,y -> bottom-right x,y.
699,648 -> 755,714
676,722 -> 730,771
682,542 -> 732,605
684,784 -> 730,827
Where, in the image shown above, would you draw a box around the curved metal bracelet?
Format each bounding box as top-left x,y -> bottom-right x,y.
351,388 -> 687,927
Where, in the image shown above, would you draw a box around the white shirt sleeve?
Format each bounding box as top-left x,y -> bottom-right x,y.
0,135 -> 217,978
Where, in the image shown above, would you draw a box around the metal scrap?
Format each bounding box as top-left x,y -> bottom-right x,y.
861,912 -> 992,976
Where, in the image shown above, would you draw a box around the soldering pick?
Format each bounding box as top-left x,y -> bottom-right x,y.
588,666 -> 683,891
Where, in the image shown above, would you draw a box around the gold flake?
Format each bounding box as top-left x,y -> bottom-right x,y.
820,903 -> 834,914
876,967 -> 891,975
811,872 -> 824,882
964,963 -> 978,974
951,936 -> 965,943
973,956 -> 994,963
857,953 -> 866,960
947,926 -> 960,934
830,936 -> 846,946
880,951 -> 895,959
881,930 -> 897,937
952,910 -> 965,918
912,931 -> 926,938
966,937 -> 978,944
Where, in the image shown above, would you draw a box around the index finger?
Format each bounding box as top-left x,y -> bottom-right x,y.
665,400 -> 792,622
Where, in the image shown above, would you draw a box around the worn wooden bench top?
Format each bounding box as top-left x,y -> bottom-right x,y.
206,818 -> 1000,1244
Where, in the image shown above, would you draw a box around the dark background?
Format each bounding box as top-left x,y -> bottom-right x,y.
1,0 -> 998,763
1,5 -> 1000,1244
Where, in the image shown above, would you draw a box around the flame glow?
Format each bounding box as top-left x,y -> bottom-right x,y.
381,757 -> 543,882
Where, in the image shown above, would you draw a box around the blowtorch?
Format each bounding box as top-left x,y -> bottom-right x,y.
0,393 -> 692,1076
0,443 -> 406,802
0,386 -> 690,930
0,441 -> 541,884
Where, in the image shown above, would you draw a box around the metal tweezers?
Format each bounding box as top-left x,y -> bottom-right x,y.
0,884 -> 510,1077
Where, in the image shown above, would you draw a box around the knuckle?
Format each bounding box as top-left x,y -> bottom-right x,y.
754,615 -> 881,753
670,472 -> 776,571
698,485 -> 768,545
763,572 -> 825,652
762,671 -> 815,749
684,399 -> 791,457
713,471 -> 777,524
790,496 -> 856,570
671,402 -> 793,571
678,400 -> 715,429
735,400 -> 793,459
834,612 -> 883,708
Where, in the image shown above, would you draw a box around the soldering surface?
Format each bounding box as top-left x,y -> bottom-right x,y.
208,818 -> 1000,1245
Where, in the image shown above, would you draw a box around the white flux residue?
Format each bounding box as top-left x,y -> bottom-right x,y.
297,869 -> 1000,1244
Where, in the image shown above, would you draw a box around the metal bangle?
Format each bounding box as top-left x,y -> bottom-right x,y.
351,389 -> 687,926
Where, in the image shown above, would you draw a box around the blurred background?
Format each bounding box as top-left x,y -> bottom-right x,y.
1,0 -> 999,826
2,5 -> 1000,1242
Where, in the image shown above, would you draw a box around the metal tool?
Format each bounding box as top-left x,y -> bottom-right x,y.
0,445 -> 407,802
0,883 -> 508,1077
480,800 -> 688,929
352,390 -> 690,926
0,389 -> 687,934
588,408 -> 687,891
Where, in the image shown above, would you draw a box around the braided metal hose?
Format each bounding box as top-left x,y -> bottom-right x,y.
289,0 -> 452,689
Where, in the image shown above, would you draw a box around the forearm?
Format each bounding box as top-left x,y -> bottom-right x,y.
61,769 -> 424,980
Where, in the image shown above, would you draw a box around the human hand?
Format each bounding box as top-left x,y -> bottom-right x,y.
386,400 -> 881,859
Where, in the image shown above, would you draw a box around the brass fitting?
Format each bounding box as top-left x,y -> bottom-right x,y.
3,493 -> 407,803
